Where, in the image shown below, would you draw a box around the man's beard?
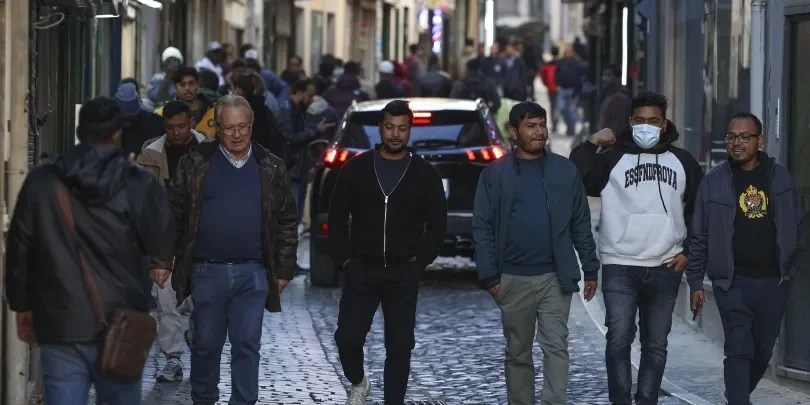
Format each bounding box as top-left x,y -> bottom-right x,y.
382,140 -> 406,154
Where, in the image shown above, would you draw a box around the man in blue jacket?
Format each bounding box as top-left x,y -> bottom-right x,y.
688,112 -> 804,405
472,101 -> 599,405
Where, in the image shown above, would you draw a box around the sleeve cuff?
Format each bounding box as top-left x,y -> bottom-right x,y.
583,140 -> 600,153
583,271 -> 599,281
687,277 -> 705,293
480,274 -> 501,289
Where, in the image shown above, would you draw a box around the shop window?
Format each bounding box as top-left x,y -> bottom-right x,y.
326,13 -> 336,55
295,7 -> 305,61
701,0 -> 752,168
311,11 -> 324,73
783,12 -> 810,373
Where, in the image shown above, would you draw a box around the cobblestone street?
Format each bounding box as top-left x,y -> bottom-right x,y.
126,268 -> 686,405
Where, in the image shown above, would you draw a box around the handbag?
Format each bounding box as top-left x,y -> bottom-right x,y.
54,178 -> 157,382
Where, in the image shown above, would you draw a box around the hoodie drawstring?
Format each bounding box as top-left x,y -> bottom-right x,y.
635,154 -> 669,214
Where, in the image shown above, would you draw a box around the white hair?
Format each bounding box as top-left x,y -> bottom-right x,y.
213,94 -> 254,125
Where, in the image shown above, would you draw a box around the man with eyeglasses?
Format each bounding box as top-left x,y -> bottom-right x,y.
151,95 -> 299,405
569,91 -> 704,405
687,112 -> 804,405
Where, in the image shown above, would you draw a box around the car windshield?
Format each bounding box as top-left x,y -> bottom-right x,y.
341,110 -> 490,149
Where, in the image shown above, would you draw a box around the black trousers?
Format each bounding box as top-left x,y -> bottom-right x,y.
333,261 -> 421,405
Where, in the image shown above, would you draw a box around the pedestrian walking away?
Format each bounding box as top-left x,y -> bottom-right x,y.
116,82 -> 164,157
472,101 -> 600,405
687,112 -> 804,405
137,100 -> 213,383
328,100 -> 448,405
151,95 -> 299,405
569,92 -> 704,405
5,96 -> 175,405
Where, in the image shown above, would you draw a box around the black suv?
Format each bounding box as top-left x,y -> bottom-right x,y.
309,98 -> 510,286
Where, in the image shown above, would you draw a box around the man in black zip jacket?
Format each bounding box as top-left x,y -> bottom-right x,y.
328,100 -> 448,405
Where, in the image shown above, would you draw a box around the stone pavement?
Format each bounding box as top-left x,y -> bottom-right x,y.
307,273 -> 684,405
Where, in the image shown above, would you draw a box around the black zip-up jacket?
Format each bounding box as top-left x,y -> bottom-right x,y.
686,153 -> 805,292
328,147 -> 448,270
5,144 -> 174,344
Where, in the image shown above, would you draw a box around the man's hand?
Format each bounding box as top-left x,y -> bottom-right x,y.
16,312 -> 35,343
151,268 -> 171,288
690,290 -> 706,316
782,275 -> 793,281
589,128 -> 616,146
487,284 -> 500,298
667,254 -> 688,272
317,119 -> 336,133
278,279 -> 290,295
583,280 -> 598,301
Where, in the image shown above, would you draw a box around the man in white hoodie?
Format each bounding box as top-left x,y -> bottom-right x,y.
569,92 -> 703,405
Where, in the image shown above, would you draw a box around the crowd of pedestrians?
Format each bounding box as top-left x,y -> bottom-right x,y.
2,34 -> 803,405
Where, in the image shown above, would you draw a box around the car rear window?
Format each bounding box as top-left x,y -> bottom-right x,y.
341,110 -> 490,149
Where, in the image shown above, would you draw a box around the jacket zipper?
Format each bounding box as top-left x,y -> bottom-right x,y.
373,152 -> 413,267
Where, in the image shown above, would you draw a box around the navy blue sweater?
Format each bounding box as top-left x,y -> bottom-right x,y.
195,150 -> 263,260
503,157 -> 555,275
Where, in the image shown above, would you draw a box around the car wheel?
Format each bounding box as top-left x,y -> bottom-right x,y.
309,242 -> 339,287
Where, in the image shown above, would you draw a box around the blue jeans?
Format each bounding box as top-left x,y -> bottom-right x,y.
602,264 -> 682,405
190,262 -> 269,405
715,276 -> 789,405
556,88 -> 579,135
41,344 -> 142,405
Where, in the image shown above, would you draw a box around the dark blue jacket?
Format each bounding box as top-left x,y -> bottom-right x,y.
686,153 -> 805,292
472,152 -> 600,293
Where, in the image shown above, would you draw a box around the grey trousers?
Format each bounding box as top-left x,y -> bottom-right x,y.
496,273 -> 572,405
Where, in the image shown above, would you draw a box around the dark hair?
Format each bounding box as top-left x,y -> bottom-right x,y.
173,66 -> 199,84
466,58 -> 481,72
290,55 -> 303,65
603,64 -> 622,79
198,69 -> 219,92
119,77 -> 138,88
162,100 -> 192,120
731,112 -> 764,134
319,62 -> 335,77
631,91 -> 668,118
381,100 -> 414,122
321,54 -> 335,65
291,78 -> 314,94
334,58 -> 344,67
409,44 -> 419,54
427,54 -> 440,69
550,45 -> 559,57
245,58 -> 261,71
240,43 -> 253,57
344,61 -> 361,75
76,96 -> 124,143
508,101 -> 547,128
230,59 -> 247,70
232,72 -> 264,96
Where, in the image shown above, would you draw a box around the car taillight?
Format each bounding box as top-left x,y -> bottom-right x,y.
323,148 -> 360,168
466,146 -> 505,162
412,112 -> 432,125
320,222 -> 328,236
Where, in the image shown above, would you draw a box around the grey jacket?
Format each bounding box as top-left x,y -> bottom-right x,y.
472,152 -> 600,293
686,153 -> 805,292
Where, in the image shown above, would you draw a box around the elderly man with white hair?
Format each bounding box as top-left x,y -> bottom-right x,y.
147,47 -> 184,106
151,95 -> 298,405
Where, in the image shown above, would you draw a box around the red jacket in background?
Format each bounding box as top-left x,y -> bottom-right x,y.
540,63 -> 558,94
393,62 -> 413,97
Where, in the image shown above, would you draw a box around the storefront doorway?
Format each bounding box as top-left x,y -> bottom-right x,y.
782,12 -> 810,373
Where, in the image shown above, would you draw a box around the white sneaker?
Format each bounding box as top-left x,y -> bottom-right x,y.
345,375 -> 370,405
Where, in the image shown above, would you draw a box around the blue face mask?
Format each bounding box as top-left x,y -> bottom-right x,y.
632,124 -> 661,150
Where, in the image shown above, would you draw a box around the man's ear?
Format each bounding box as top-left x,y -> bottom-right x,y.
660,120 -> 668,134
507,125 -> 518,140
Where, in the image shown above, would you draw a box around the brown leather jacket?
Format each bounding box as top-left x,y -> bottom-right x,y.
153,140 -> 298,312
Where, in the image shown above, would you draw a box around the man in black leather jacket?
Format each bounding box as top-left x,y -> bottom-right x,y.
5,96 -> 174,405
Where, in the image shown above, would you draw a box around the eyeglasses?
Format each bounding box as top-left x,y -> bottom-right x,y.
724,132 -> 760,144
219,124 -> 252,136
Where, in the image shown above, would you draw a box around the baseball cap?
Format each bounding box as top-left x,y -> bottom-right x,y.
161,47 -> 183,63
244,49 -> 259,60
115,83 -> 141,118
379,60 -> 395,74
207,41 -> 222,51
